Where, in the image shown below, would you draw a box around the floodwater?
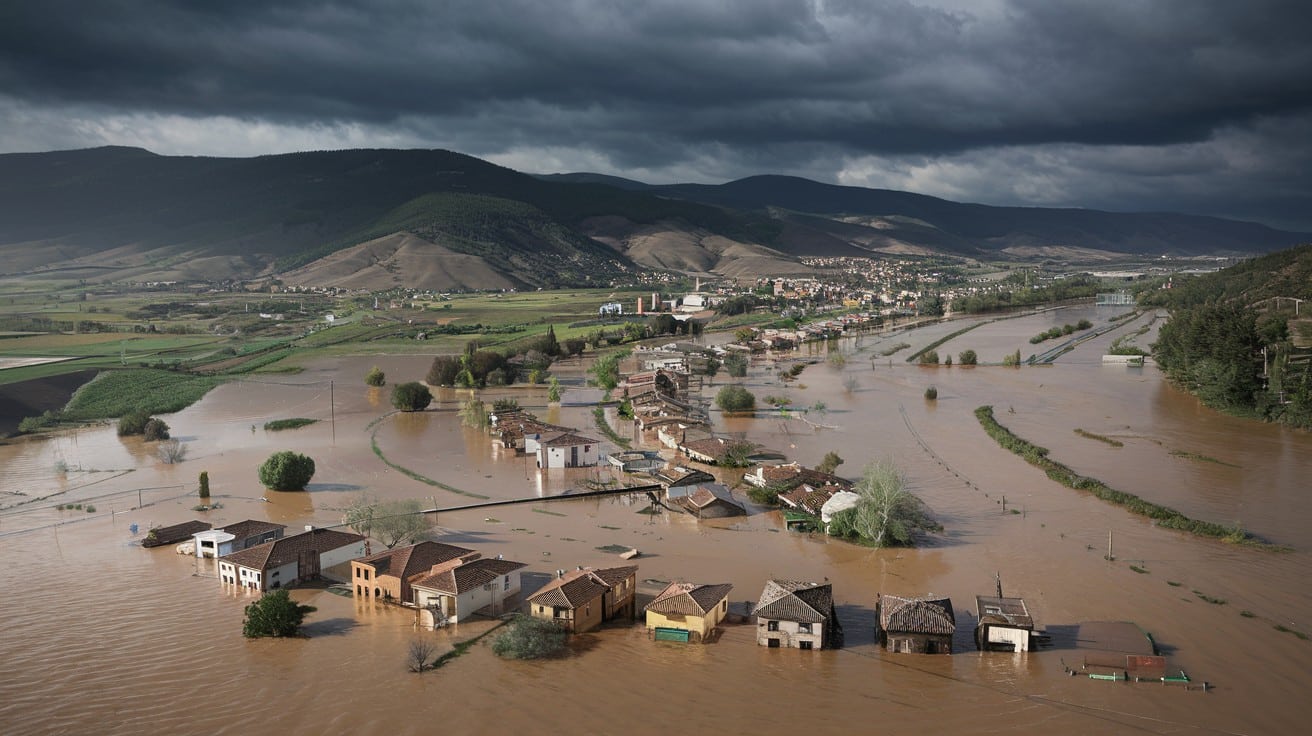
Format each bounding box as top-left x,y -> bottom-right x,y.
2,307 -> 1310,735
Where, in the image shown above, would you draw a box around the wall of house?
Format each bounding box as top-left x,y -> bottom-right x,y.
605,576 -> 636,620
645,601 -> 727,636
320,542 -> 366,571
757,619 -> 824,649
984,625 -> 1031,652
884,632 -> 952,654
531,596 -> 603,633
351,562 -> 401,601
266,561 -> 298,590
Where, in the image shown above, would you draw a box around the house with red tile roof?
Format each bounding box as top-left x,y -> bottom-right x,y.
526,565 -> 638,633
875,594 -> 956,654
218,527 -> 366,592
411,554 -> 527,625
644,581 -> 734,642
350,540 -> 475,603
754,580 -> 842,650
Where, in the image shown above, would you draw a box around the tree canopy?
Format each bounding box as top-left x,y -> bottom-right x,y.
258,450 -> 316,491
343,496 -> 429,549
242,589 -> 317,638
391,382 -> 433,412
715,385 -> 756,413
491,615 -> 569,660
827,460 -> 936,547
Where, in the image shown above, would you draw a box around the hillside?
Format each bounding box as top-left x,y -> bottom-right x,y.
1144,243 -> 1312,309
1,147 -> 1308,289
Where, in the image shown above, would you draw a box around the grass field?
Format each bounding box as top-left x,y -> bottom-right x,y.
63,369 -> 223,420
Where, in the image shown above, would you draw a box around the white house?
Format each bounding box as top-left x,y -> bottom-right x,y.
193,519 -> 285,559
218,527 -> 365,592
412,554 -> 527,626
536,432 -> 601,469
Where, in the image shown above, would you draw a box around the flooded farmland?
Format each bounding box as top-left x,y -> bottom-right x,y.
2,306 -> 1310,735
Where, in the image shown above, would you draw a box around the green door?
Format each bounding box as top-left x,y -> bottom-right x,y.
654,627 -> 691,643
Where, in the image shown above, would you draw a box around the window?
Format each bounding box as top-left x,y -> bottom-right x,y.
767,620 -> 779,632
504,575 -> 511,591
800,640 -> 813,650
798,623 -> 811,634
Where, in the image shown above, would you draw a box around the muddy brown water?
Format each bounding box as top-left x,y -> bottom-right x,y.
1,307 -> 1309,735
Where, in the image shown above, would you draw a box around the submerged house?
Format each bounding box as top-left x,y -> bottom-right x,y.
193,520 -> 286,559
671,483 -> 746,519
218,528 -> 366,592
754,580 -> 843,650
975,595 -> 1036,652
643,582 -> 734,643
411,554 -> 527,625
874,594 -> 956,654
350,541 -> 475,603
535,432 -> 601,469
527,566 -> 639,633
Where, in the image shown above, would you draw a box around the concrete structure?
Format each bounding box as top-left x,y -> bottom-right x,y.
536,432 -> 601,469
671,483 -> 746,518
644,582 -> 734,642
527,566 -> 638,633
411,554 -> 527,625
193,520 -> 285,559
350,541 -> 474,603
755,580 -> 843,650
218,528 -> 366,592
975,595 -> 1036,652
875,594 -> 955,654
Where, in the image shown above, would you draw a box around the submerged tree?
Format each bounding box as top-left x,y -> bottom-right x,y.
816,451 -> 843,475
491,614 -> 569,660
365,365 -> 386,387
828,460 -> 936,548
391,382 -> 433,412
242,589 -> 317,638
344,496 -> 429,549
258,451 -> 315,491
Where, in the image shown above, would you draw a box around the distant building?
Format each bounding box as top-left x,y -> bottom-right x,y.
599,302 -> 624,316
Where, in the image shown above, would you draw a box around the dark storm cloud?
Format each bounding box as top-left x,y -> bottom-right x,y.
1,0 -> 1310,227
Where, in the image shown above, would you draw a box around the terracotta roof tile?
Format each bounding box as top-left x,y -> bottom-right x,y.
411,557 -> 526,595
878,595 -> 955,635
754,580 -> 833,623
357,541 -> 473,578
645,582 -> 734,616
220,528 -> 365,571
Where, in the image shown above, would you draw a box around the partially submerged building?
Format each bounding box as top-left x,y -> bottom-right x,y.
219,527 -> 366,592
411,554 -> 527,625
527,566 -> 638,633
350,541 -> 475,603
193,520 -> 286,559
644,582 -> 734,643
975,595 -> 1036,652
754,580 -> 843,650
874,594 -> 956,654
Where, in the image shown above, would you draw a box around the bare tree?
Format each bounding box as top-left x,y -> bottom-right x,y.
344,495 -> 429,549
408,638 -> 437,672
158,439 -> 187,464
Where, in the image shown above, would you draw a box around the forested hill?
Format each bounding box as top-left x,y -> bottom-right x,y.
1142,243 -> 1312,309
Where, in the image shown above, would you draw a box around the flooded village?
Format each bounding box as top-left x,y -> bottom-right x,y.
2,305 -> 1310,735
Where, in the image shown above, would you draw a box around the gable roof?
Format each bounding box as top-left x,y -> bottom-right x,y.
216,519 -> 286,540
975,595 -> 1033,629
411,557 -> 527,595
527,566 -> 637,609
754,580 -> 834,624
653,466 -> 716,488
220,528 -> 365,571
878,595 -> 955,636
355,540 -> 474,578
645,582 -> 734,616
541,431 -> 600,447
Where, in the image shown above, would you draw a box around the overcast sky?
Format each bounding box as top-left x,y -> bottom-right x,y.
2,0 -> 1309,229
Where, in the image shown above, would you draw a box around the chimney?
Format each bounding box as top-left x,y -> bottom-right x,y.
304,525 -> 315,532
556,569 -> 566,578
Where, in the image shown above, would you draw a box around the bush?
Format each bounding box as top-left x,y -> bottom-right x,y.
199,471 -> 210,500
724,353 -> 748,378
365,365 -> 386,387
958,350 -> 977,366
491,615 -> 569,660
143,418 -> 170,441
242,589 -> 317,638
924,386 -> 938,400
716,385 -> 756,413
117,409 -> 153,436
258,451 -> 316,491
918,351 -> 940,365
391,382 -> 433,412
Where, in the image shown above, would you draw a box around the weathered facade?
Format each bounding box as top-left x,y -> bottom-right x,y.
974,595 -> 1036,652
644,582 -> 734,642
218,528 -> 366,592
754,580 -> 843,650
874,594 -> 955,654
350,541 -> 475,603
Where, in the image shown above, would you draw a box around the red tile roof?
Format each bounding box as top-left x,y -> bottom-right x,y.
411,557 -> 527,595
878,595 -> 955,635
645,582 -> 734,616
356,541 -> 473,579
220,528 -> 365,571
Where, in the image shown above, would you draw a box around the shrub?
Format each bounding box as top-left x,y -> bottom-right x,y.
242,589 -> 317,638
724,353 -> 748,378
365,365 -> 386,387
816,451 -> 844,475
158,439 -> 187,464
143,418 -> 170,441
958,350 -> 977,366
258,451 -> 316,491
391,382 -> 433,412
199,471 -> 210,500
117,409 -> 153,436
492,615 -> 569,660
492,398 -> 520,412
716,385 -> 756,413
924,386 -> 938,400
547,377 -> 562,403
918,351 -> 940,365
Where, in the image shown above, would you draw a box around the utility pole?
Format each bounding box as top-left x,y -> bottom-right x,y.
1107,530 -> 1114,560
330,380 -> 336,445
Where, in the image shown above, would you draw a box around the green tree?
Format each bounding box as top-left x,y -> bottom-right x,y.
242,589 -> 317,638
958,350 -> 978,366
816,451 -> 843,475
198,470 -> 210,500
391,382 -> 433,412
365,365 -> 386,387
143,417 -> 170,441
704,357 -> 720,378
716,385 -> 756,413
547,377 -> 562,403
117,409 -> 153,436
924,386 -> 938,400
716,440 -> 757,467
828,460 -> 935,547
460,398 -> 489,429
734,327 -> 756,344
588,351 -> 628,392
491,614 -> 569,659
724,352 -> 748,378
258,451 -> 316,491
918,350 -> 940,365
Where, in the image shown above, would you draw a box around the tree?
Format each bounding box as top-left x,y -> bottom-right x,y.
547,376 -> 562,403
958,350 -> 978,366
491,614 -> 569,660
563,337 -> 586,357
427,355 -> 462,386
366,365 -> 386,387
242,589 -> 317,638
724,352 -> 748,378
816,451 -> 844,475
716,385 -> 756,413
198,471 -> 210,500
704,357 -> 720,378
157,438 -> 187,464
492,398 -> 520,412
459,398 -> 488,429
117,409 -> 153,436
391,382 -> 433,412
589,351 -> 628,392
408,638 -> 437,673
143,417 -> 170,441
918,350 -> 940,365
734,328 -> 756,344
258,451 -> 316,491
716,440 -> 757,467
344,496 -> 429,548
924,386 -> 938,400
827,460 -> 936,547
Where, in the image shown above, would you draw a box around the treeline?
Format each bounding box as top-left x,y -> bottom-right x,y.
1154,303 -> 1312,428
951,275 -> 1101,314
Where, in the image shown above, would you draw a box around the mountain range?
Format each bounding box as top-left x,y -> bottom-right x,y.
1,146 -> 1306,290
